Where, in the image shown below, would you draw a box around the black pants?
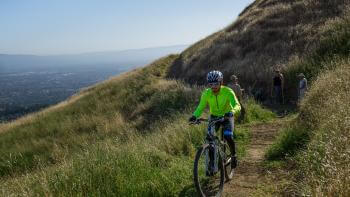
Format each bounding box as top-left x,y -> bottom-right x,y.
208,114 -> 236,156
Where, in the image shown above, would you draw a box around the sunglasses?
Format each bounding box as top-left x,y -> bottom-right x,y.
208,82 -> 220,87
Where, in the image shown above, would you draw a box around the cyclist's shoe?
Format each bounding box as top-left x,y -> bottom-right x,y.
231,156 -> 238,169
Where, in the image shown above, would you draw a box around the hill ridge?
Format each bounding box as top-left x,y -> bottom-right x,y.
1,0 -> 350,196
168,0 -> 348,100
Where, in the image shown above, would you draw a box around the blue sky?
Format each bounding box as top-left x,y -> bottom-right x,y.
0,0 -> 254,55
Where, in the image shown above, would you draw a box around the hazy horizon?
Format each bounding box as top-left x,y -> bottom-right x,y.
0,44 -> 189,121
1,0 -> 254,55
0,44 -> 189,56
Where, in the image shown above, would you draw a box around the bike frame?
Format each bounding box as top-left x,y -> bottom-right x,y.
195,117 -> 230,174
192,116 -> 235,197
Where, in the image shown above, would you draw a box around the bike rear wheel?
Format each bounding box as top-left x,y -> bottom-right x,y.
194,144 -> 224,197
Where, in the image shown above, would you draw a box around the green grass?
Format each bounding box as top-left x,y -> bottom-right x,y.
266,12 -> 350,162
264,14 -> 350,196
242,98 -> 277,124
266,122 -> 309,161
2,2 -> 349,196
0,113 -> 255,196
0,54 -> 276,196
284,13 -> 350,91
42,146 -> 194,196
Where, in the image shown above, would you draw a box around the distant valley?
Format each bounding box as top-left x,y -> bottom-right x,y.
0,45 -> 187,122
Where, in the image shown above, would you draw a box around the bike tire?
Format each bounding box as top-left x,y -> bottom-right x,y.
194,144 -> 225,197
222,144 -> 234,181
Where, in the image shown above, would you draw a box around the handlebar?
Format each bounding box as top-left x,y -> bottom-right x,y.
190,117 -> 226,127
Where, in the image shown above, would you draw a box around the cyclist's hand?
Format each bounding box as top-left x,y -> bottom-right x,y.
188,115 -> 197,123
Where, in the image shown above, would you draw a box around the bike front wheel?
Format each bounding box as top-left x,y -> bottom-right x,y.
193,144 -> 225,197
222,143 -> 234,181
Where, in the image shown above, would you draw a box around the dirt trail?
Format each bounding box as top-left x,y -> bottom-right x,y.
223,119 -> 286,197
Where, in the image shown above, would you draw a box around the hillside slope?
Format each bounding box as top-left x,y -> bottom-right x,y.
168,0 -> 348,100
1,0 -> 350,196
265,11 -> 350,196
0,54 -> 276,196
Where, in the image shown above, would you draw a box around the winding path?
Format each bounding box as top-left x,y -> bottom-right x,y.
224,119 -> 286,197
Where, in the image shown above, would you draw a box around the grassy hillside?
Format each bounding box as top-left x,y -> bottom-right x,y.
168,0 -> 349,100
266,12 -> 350,196
299,60 -> 350,196
0,54 -> 275,196
2,0 -> 349,196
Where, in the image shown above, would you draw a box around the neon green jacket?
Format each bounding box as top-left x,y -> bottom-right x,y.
193,86 -> 241,118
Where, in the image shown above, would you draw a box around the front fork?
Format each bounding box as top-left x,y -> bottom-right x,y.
205,144 -> 218,175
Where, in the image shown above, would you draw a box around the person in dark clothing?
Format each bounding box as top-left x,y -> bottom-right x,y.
271,69 -> 284,104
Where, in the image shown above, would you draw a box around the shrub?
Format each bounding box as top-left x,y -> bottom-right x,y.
266,122 -> 309,161
242,98 -> 276,123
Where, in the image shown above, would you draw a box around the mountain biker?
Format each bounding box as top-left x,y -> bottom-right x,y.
189,70 -> 241,168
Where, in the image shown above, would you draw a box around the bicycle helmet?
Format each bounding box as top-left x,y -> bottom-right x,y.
207,70 -> 223,83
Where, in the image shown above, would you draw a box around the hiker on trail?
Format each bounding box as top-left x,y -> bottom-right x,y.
228,75 -> 243,101
228,75 -> 245,123
271,69 -> 284,104
298,73 -> 308,102
188,70 -> 241,169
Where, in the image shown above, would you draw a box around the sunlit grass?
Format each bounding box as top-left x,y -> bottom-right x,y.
266,51 -> 350,196
0,53 -> 276,196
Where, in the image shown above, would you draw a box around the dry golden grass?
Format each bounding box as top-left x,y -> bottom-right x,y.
0,56 -> 178,179
296,59 -> 350,196
0,51 -> 276,195
168,0 -> 349,99
2,0 -> 350,195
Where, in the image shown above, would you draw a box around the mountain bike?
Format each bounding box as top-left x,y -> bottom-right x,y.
191,117 -> 235,197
